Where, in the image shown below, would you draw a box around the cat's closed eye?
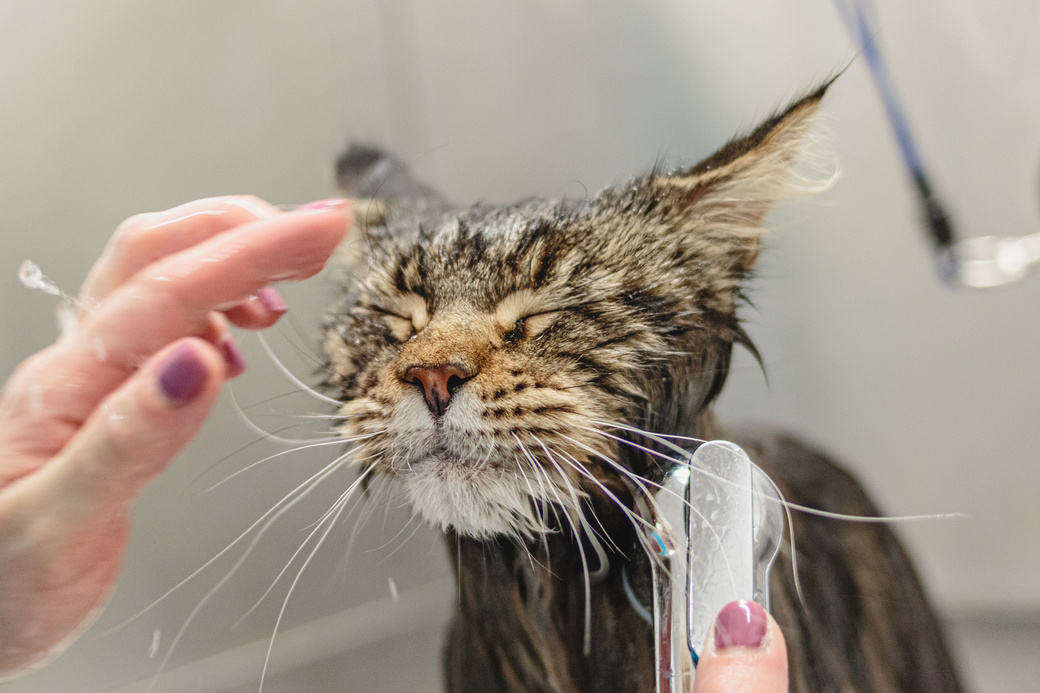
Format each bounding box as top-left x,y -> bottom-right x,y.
494,289 -> 559,343
371,291 -> 429,341
516,311 -> 558,341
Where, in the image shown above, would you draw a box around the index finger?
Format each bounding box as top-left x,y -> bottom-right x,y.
1,202 -> 350,460
80,196 -> 281,308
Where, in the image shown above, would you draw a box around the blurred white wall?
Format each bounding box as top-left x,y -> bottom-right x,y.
0,1 -> 1037,691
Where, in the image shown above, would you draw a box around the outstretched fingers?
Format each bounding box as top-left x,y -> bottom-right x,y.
0,196 -> 350,678
0,199 -> 349,466
83,199 -> 348,404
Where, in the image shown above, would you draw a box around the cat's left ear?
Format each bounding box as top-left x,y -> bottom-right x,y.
639,83 -> 830,272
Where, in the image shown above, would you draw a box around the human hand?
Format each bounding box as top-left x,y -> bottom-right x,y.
0,197 -> 349,679
694,600 -> 788,692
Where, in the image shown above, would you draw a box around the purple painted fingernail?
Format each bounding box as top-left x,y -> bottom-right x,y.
714,600 -> 768,650
256,287 -> 288,313
158,342 -> 208,404
297,198 -> 348,213
219,335 -> 246,377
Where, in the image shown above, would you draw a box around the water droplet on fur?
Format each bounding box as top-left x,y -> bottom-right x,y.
388,577 -> 399,602
149,629 -> 161,658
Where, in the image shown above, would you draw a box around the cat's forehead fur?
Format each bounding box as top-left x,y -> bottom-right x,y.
361,183 -> 748,322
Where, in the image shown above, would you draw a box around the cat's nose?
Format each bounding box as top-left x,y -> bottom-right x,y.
402,363 -> 476,418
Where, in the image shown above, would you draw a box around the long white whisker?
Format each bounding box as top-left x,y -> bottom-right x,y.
540,451 -> 605,655
346,469 -> 388,560
235,466 -> 374,630
229,386 -> 340,445
305,459 -> 379,533
512,435 -> 563,538
516,454 -> 557,567
257,331 -> 342,406
509,461 -> 543,569
589,424 -> 963,524
519,433 -> 594,655
376,505 -> 430,563
512,433 -> 574,520
578,424 -> 689,468
141,451 -> 353,692
536,441 -> 612,567
274,318 -> 326,368
513,439 -> 574,570
290,412 -> 354,420
550,447 -> 638,555
513,455 -> 544,536
756,467 -> 805,603
592,418 -> 706,447
258,466 -> 371,692
372,484 -> 437,559
107,454 -> 349,638
556,433 -> 665,526
202,435 -> 378,494
767,502 -> 965,524
476,437 -> 497,470
521,452 -> 551,531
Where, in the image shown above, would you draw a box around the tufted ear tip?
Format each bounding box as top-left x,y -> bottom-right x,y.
634,81 -> 834,275
682,82 -> 830,184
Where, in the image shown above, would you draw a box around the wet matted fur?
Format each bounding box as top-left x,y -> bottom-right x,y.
320,84 -> 964,692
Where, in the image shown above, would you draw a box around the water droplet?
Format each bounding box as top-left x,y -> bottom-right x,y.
19,260 -> 59,295
18,259 -> 41,287
20,259 -> 87,335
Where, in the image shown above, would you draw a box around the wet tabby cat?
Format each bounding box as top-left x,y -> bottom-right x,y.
320,84 -> 964,692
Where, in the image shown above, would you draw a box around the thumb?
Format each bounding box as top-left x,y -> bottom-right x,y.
693,600 -> 788,693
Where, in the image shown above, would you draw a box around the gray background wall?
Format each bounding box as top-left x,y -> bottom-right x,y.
1,1 -> 1036,691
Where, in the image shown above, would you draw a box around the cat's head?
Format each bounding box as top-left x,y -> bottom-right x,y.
321,87 -> 827,540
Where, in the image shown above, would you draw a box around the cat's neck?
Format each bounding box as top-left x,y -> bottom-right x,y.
440,411 -> 720,693
443,528 -> 653,693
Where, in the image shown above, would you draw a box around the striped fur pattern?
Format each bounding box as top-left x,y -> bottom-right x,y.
321,84 -> 964,692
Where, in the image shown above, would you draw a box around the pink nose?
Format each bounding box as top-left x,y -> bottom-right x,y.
402,364 -> 475,417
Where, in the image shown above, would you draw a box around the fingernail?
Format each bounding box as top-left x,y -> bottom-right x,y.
158,342 -> 209,404
714,600 -> 768,650
219,335 -> 246,377
297,198 -> 348,213
256,287 -> 288,313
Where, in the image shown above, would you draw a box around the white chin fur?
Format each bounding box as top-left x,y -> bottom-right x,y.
400,459 -> 546,540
